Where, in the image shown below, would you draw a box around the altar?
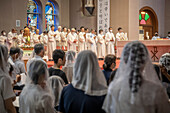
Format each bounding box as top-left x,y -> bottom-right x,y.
116,40 -> 170,62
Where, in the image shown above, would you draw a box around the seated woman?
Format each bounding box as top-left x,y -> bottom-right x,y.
102,54 -> 116,85
159,53 -> 170,98
0,44 -> 16,113
62,50 -> 76,83
58,50 -> 107,113
48,76 -> 64,110
103,41 -> 170,113
19,60 -> 56,113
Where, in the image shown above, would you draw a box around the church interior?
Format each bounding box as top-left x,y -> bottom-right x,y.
0,0 -> 170,113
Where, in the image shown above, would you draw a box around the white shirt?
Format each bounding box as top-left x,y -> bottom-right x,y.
105,32 -> 115,43
0,35 -> 7,45
55,30 -> 61,42
0,76 -> 15,113
48,30 -> 56,42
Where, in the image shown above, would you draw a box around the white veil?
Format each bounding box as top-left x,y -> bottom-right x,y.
20,60 -> 56,113
0,44 -> 9,77
48,76 -> 64,106
72,50 -> 107,96
62,50 -> 76,83
103,41 -> 168,113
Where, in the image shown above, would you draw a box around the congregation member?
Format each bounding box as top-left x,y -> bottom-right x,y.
0,44 -> 17,113
55,26 -> 62,49
15,49 -> 26,78
97,29 -> 106,59
105,27 -> 115,55
33,29 -> 40,45
103,41 -> 170,113
67,28 -> 77,51
152,31 -> 160,40
48,25 -> 57,60
58,50 -> 107,113
60,27 -> 67,50
166,32 -> 170,39
8,47 -> 20,81
48,49 -> 68,84
78,26 -> 86,52
103,54 -> 116,85
26,43 -> 46,71
62,50 -> 76,83
0,30 -> 7,45
19,60 -> 56,113
87,29 -> 97,54
7,29 -> 18,48
159,53 -> 170,98
48,76 -> 64,109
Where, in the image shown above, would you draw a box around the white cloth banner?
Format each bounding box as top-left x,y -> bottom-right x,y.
97,0 -> 110,33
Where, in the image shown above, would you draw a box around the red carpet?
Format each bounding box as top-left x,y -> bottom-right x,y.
47,59 -> 120,69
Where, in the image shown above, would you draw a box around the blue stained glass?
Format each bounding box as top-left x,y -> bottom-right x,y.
27,0 -> 39,29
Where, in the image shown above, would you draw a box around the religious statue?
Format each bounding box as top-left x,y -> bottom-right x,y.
23,27 -> 31,45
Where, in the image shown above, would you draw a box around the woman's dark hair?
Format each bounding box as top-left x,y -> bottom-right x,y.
103,54 -> 116,70
53,49 -> 65,64
108,69 -> 118,85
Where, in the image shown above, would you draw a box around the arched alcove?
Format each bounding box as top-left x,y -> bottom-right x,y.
139,6 -> 158,39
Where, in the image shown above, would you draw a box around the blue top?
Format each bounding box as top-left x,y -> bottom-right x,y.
103,69 -> 112,84
58,84 -> 106,113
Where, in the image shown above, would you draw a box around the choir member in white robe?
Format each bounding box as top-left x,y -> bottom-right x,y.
85,28 -> 90,50
18,29 -> 24,46
87,29 -> 97,55
116,27 -> 128,41
97,29 -> 106,59
33,29 -> 40,45
67,28 -> 77,51
78,26 -> 86,52
48,25 -> 56,60
30,26 -> 35,46
105,27 -> 115,55
55,26 -> 62,49
40,31 -> 48,46
7,29 -> 18,48
0,30 -> 7,45
61,27 -> 67,50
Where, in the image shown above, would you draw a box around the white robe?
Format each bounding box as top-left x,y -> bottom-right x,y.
97,34 -> 106,58
67,33 -> 77,51
30,31 -> 35,46
87,33 -> 97,55
55,30 -> 61,48
105,32 -> 115,55
0,35 -> 7,45
33,34 -> 40,45
60,32 -> 67,47
48,30 -> 56,60
7,32 -> 18,48
40,34 -> 48,45
116,32 -> 128,41
78,32 -> 85,52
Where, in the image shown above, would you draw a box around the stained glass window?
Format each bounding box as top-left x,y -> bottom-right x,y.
45,1 -> 58,31
27,0 -> 39,29
139,12 -> 150,25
